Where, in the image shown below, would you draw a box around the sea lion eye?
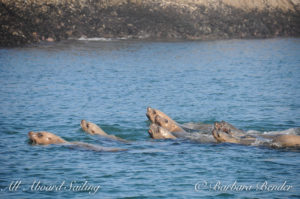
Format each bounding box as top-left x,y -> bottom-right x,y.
37,133 -> 43,138
153,111 -> 156,114
86,123 -> 89,128
164,119 -> 168,123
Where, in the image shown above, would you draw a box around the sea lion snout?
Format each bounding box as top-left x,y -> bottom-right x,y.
28,131 -> 34,137
214,122 -> 221,130
148,129 -> 153,138
28,131 -> 37,140
81,120 -> 86,126
147,107 -> 156,114
81,120 -> 90,129
146,107 -> 156,122
28,131 -> 38,144
148,123 -> 158,138
146,108 -> 150,119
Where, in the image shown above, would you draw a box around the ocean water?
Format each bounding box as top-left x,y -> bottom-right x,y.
0,38 -> 300,198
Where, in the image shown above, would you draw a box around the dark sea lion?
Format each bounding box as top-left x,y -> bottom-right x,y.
28,131 -> 126,152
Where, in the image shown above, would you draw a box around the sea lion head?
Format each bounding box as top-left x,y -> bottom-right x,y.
80,120 -> 93,133
214,121 -> 245,137
80,120 -> 107,136
28,131 -> 66,145
146,107 -> 157,123
146,107 -> 176,124
214,121 -> 231,134
212,122 -> 239,143
148,123 -> 176,139
154,115 -> 183,133
155,115 -> 171,130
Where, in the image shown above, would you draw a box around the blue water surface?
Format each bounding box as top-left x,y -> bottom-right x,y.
0,38 -> 300,198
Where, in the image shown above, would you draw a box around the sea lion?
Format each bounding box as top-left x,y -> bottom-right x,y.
154,115 -> 185,133
146,107 -> 184,133
148,123 -> 176,139
148,123 -> 217,143
212,124 -> 256,145
28,131 -> 66,145
147,113 -> 216,142
28,131 -> 126,152
213,121 -> 245,137
272,135 -> 300,148
146,107 -> 175,124
80,120 -> 127,142
147,107 -> 214,133
146,108 -> 218,142
212,122 -> 300,148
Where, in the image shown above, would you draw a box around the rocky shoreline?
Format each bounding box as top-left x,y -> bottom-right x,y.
1,0 -> 300,47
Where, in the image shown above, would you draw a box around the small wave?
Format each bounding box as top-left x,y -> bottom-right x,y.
250,136 -> 272,146
78,37 -> 112,41
246,128 -> 300,136
77,36 -> 131,41
246,130 -> 260,134
262,127 -> 300,135
245,128 -> 300,148
129,149 -> 167,154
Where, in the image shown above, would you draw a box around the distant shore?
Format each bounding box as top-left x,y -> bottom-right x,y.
1,0 -> 300,47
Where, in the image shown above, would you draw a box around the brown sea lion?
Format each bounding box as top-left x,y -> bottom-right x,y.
272,135 -> 300,148
154,115 -> 186,133
148,123 -> 176,139
212,125 -> 256,145
80,120 -> 128,142
146,107 -> 174,123
149,123 -> 218,143
147,113 -> 216,142
212,122 -> 300,148
147,107 -> 214,134
146,107 -> 184,133
146,107 -> 217,142
28,131 -> 126,152
213,121 -> 245,137
28,131 -> 66,145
